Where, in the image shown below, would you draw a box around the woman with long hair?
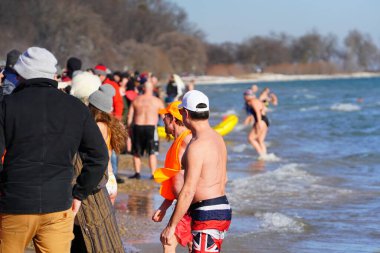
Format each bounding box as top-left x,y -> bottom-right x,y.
70,72 -> 124,252
89,84 -> 127,204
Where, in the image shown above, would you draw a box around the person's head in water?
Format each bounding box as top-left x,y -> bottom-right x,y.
179,90 -> 209,127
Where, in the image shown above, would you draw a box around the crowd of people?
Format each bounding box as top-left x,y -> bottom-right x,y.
0,47 -> 231,253
0,46 -> 280,253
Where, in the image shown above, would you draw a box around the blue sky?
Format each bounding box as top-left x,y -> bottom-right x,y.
172,0 -> 380,45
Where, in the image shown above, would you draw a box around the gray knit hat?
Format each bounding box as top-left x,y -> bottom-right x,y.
89,84 -> 115,113
13,47 -> 57,80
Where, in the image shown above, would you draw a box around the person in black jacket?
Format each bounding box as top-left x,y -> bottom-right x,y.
0,47 -> 108,253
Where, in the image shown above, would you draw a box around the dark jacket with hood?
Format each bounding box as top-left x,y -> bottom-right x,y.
0,78 -> 108,214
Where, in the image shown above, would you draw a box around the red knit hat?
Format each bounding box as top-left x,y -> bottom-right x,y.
94,64 -> 108,76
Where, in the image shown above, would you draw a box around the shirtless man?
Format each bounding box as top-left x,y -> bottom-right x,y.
152,101 -> 193,252
160,90 -> 232,253
127,81 -> 165,179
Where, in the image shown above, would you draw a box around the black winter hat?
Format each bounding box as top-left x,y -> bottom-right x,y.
6,49 -> 22,69
66,57 -> 82,72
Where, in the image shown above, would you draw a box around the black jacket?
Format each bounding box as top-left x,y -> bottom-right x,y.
0,78 -> 108,214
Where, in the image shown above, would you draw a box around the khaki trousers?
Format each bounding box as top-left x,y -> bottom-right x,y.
0,208 -> 74,253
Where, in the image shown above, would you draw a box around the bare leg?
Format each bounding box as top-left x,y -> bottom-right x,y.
248,127 -> 263,156
133,155 -> 141,173
126,136 -> 132,153
258,122 -> 268,155
149,154 -> 157,175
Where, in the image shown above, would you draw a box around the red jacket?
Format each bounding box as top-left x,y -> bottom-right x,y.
103,78 -> 124,120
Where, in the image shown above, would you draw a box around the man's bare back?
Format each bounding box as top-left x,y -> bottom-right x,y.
130,94 -> 164,126
160,90 -> 231,252
182,127 -> 227,203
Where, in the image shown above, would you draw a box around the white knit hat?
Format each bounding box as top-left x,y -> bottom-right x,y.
70,71 -> 101,99
13,47 -> 57,80
179,90 -> 209,112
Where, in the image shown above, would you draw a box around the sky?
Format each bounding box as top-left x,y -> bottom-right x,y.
172,0 -> 380,45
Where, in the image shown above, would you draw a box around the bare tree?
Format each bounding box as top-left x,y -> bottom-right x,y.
344,30 -> 379,71
118,39 -> 172,74
206,42 -> 239,65
155,32 -> 207,74
238,33 -> 291,69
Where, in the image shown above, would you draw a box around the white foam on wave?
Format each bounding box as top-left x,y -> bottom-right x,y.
255,211 -> 306,233
223,109 -> 238,115
124,244 -> 140,253
300,106 -> 320,112
232,144 -> 251,153
305,94 -> 317,99
210,109 -> 239,117
258,153 -> 281,162
330,103 -> 361,112
228,163 -> 353,211
234,123 -> 248,131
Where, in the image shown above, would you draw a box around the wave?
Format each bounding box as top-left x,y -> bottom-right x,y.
258,153 -> 281,161
234,123 -> 248,132
255,211 -> 307,233
228,163 -> 353,211
305,94 -> 317,99
210,109 -> 239,117
232,143 -> 251,153
124,244 -> 140,253
330,103 -> 361,112
300,106 -> 320,112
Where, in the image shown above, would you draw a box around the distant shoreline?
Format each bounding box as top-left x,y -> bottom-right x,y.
182,72 -> 380,85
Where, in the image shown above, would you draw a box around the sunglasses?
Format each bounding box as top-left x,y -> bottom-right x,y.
164,113 -> 173,120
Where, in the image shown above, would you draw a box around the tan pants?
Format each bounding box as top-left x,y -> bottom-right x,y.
0,209 -> 74,253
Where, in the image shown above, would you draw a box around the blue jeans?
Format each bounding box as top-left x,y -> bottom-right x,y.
111,150 -> 118,175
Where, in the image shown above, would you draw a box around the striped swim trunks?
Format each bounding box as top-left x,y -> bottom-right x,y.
189,195 -> 232,253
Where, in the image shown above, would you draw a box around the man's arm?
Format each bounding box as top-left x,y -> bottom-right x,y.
160,142 -> 203,245
72,111 -> 109,201
127,102 -> 134,128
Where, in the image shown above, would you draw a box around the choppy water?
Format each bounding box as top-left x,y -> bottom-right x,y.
124,77 -> 380,253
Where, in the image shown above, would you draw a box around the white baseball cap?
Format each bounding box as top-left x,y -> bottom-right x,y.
179,90 -> 209,112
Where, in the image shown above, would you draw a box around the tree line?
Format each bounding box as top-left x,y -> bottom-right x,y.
0,0 -> 379,76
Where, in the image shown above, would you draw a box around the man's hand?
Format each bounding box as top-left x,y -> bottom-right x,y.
160,225 -> 175,246
152,209 -> 166,222
71,198 -> 82,216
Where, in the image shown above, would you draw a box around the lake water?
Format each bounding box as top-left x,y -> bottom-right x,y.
124,77 -> 380,253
